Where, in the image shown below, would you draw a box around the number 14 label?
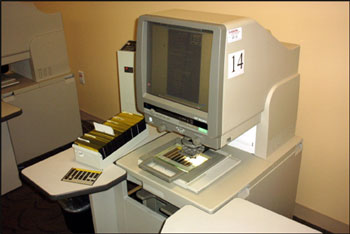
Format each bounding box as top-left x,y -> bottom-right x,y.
228,50 -> 245,79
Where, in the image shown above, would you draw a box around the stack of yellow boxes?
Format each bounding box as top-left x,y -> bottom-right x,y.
74,112 -> 146,160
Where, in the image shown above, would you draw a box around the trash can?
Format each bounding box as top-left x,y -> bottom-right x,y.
58,194 -> 94,233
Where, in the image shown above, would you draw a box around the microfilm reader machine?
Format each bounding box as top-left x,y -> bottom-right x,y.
91,9 -> 304,233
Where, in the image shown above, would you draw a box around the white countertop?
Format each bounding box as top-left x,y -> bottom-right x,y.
161,198 -> 320,233
22,147 -> 127,199
117,133 -> 302,213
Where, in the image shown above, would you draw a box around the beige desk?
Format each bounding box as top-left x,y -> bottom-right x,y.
1,101 -> 23,195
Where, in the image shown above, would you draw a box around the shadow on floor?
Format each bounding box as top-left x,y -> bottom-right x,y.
1,181 -> 72,234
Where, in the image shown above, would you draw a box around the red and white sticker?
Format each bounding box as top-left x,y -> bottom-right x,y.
227,27 -> 242,43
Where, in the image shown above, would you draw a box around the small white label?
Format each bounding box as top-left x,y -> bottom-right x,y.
93,122 -> 115,136
227,27 -> 242,43
228,49 -> 245,79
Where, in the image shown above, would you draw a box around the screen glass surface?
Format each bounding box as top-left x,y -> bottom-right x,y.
147,22 -> 213,112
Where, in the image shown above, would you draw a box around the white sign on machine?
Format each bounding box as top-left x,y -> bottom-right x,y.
228,49 -> 245,79
227,27 -> 244,79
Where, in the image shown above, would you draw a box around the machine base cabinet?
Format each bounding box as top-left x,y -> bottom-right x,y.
89,148 -> 302,233
246,149 -> 302,218
89,181 -> 165,233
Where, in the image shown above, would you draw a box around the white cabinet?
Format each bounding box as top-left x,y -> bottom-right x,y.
2,75 -> 82,164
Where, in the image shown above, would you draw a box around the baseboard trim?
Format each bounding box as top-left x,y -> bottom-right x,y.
294,203 -> 349,233
79,110 -> 104,123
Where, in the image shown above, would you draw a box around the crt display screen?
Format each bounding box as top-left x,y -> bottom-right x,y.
146,22 -> 213,112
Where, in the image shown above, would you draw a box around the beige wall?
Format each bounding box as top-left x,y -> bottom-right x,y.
34,1 -> 349,227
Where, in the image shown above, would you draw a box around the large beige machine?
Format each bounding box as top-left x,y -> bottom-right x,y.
17,8 -> 311,233
1,2 -> 82,164
86,10 -> 304,233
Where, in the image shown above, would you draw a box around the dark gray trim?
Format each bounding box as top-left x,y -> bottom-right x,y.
136,13 -> 227,149
292,216 -> 332,234
1,108 -> 22,122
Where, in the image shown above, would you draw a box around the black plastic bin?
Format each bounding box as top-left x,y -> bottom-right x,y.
58,195 -> 95,233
